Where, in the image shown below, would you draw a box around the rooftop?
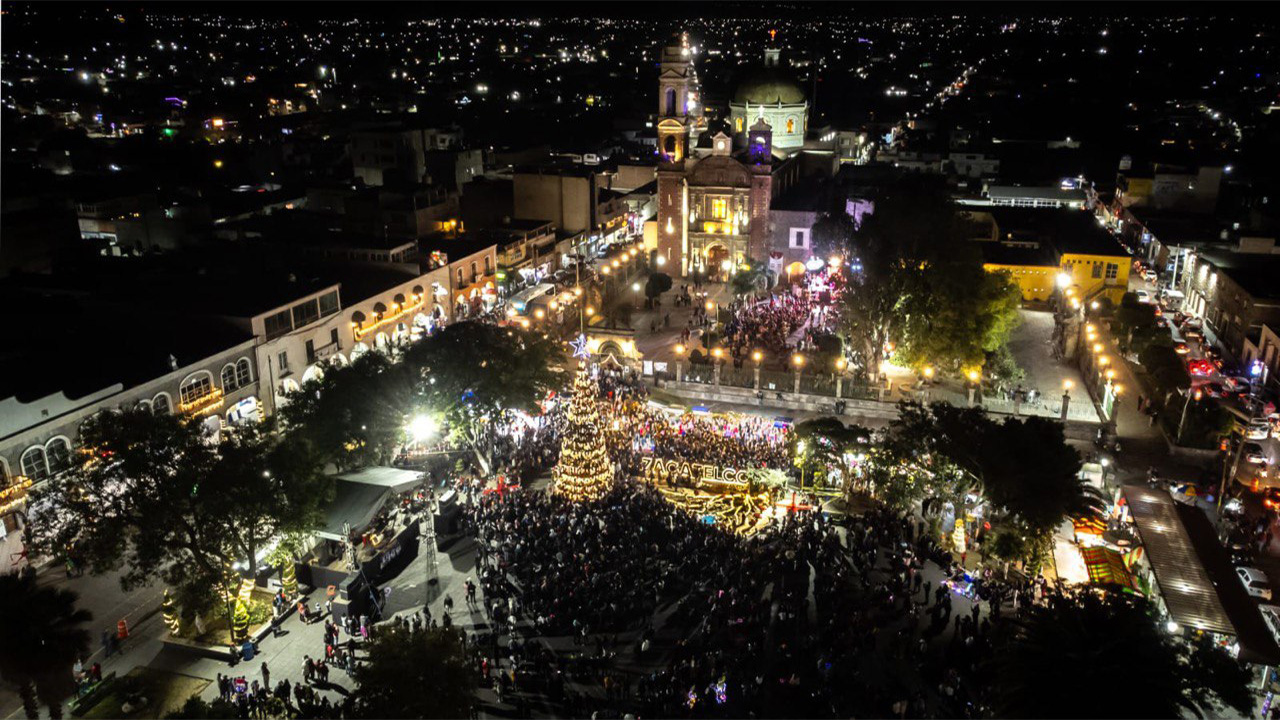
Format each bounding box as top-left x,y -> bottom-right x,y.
988,208 -> 1129,259
1197,249 -> 1280,302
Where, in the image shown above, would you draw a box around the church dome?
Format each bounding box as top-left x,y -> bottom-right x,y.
732,67 -> 805,105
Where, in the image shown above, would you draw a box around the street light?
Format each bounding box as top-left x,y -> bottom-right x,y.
967,370 -> 980,383
752,350 -> 763,364
836,358 -> 848,372
1063,379 -> 1074,390
792,354 -> 805,368
923,366 -> 935,382
407,415 -> 438,443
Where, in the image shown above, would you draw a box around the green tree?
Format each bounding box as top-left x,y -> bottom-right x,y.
729,257 -> 773,297
894,263 -> 1023,374
28,409 -> 331,621
841,175 -> 969,375
810,212 -> 857,260
977,415 -> 1104,541
791,417 -> 871,491
351,625 -> 475,719
987,592 -> 1252,718
644,271 -> 673,302
280,352 -> 416,469
402,322 -> 564,475
0,572 -> 92,719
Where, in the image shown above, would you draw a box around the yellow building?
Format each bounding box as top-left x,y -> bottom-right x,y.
976,208 -> 1131,305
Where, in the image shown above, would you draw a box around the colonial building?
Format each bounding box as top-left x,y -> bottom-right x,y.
656,35 -> 774,279
729,41 -> 809,154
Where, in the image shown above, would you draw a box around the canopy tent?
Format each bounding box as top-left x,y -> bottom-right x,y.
1080,546 -> 1142,595
317,467 -> 422,542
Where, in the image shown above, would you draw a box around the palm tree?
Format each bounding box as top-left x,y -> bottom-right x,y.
0,571 -> 93,719
986,592 -> 1250,718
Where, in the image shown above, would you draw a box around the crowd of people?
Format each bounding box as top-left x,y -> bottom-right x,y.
459,472 -> 1063,718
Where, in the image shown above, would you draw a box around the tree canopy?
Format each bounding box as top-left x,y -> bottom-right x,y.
986,592 -> 1252,719
836,174 -> 1022,377
28,409 -> 331,615
402,321 -> 564,474
280,351 -> 416,469
865,402 -> 1101,557
350,625 -> 475,719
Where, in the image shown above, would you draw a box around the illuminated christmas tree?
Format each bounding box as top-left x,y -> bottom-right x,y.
552,365 -> 613,502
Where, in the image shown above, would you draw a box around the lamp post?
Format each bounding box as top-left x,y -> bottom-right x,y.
712,347 -> 725,386
1177,388 -> 1203,445
1061,380 -> 1073,421
835,357 -> 848,399
674,344 -> 685,384
967,370 -> 981,406
1103,368 -> 1118,418
792,353 -> 805,394
752,349 -> 763,390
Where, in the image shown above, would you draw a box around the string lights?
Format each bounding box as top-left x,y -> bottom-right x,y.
551,366 -> 613,503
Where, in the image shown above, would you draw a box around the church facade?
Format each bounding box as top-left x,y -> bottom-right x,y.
655,34 -> 775,279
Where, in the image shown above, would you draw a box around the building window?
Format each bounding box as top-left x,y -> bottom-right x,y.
152,393 -> 171,415
222,364 -> 239,391
45,438 -> 71,476
306,339 -> 316,364
1091,263 -> 1103,279
735,117 -> 744,133
1105,263 -> 1119,280
180,373 -> 214,406
330,328 -> 340,348
711,198 -> 728,220
21,447 -> 49,482
318,291 -> 339,317
665,88 -> 676,116
786,117 -> 796,134
457,268 -> 464,286
292,299 -> 320,328
235,358 -> 252,386
277,352 -> 290,374
264,309 -> 292,339
789,228 -> 810,249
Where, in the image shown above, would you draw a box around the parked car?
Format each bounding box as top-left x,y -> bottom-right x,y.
1184,328 -> 1205,342
1238,567 -> 1274,600
1142,270 -> 1158,282
1261,605 -> 1280,646
1174,342 -> 1190,355
1246,419 -> 1273,440
1135,289 -> 1153,304
1244,442 -> 1268,465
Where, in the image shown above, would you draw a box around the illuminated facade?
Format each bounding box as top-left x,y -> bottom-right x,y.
657,33 -> 774,279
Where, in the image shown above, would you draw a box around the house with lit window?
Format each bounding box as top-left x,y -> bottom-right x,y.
970,208 -> 1132,305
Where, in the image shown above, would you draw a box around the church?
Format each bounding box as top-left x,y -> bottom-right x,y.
655,32 -> 827,280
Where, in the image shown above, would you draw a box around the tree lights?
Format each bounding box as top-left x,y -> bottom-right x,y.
551,366 -> 613,503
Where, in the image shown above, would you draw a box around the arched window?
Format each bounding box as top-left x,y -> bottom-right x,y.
221,364 -> 239,392
45,438 -> 72,476
20,447 -> 49,482
786,117 -> 795,134
235,358 -> 252,387
735,117 -> 744,133
0,457 -> 10,485
152,393 -> 171,415
663,135 -> 677,156
179,372 -> 214,406
665,88 -> 676,115
136,399 -> 153,413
